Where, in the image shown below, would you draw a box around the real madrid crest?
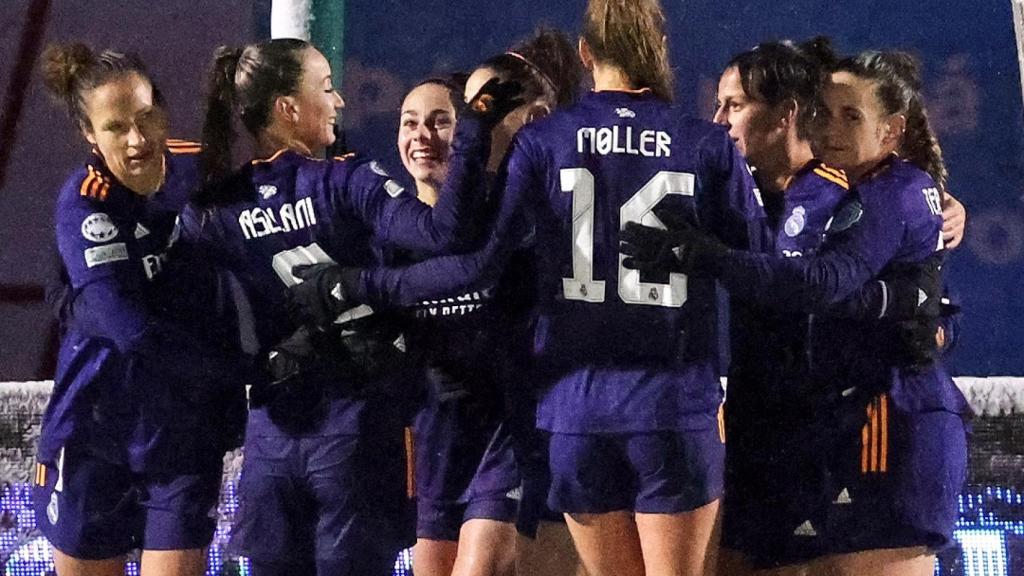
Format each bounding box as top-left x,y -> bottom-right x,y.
81,213 -> 118,243
784,206 -> 806,237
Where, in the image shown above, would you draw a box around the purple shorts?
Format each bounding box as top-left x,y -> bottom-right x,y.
230,411 -> 414,573
724,393 -> 968,568
413,401 -> 520,541
32,443 -> 220,559
547,427 -> 724,515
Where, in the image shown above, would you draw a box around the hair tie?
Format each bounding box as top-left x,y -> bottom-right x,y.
505,51 -> 556,95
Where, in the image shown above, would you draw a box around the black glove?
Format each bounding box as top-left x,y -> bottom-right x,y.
463,77 -> 525,128
619,207 -> 727,275
337,315 -> 410,383
265,325 -> 317,387
287,263 -> 362,329
875,254 -> 943,321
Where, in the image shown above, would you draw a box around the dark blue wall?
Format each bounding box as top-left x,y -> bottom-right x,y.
0,1 -> 1020,378
339,0 -> 1024,375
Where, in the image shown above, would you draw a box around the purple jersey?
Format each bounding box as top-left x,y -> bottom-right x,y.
179,118 -> 490,433
358,90 -> 766,433
728,161 -> 848,411
42,145 -> 236,472
717,156 -> 965,412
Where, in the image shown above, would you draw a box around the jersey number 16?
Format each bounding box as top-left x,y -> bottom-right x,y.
560,168 -> 693,308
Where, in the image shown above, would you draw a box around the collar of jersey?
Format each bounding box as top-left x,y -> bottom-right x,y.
87,151 -> 169,203
588,88 -> 656,102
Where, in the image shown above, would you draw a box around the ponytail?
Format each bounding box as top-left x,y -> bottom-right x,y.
197,38 -> 310,203
200,46 -> 242,191
903,95 -> 948,194
41,42 -> 161,133
582,0 -> 673,101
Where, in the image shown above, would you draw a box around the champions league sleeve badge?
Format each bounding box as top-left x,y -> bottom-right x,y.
81,212 -> 119,243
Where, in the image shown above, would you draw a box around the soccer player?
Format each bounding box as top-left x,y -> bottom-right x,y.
288,1 -> 767,574
182,38 -> 518,576
624,50 -> 969,576
395,28 -> 586,576
35,43 -> 244,576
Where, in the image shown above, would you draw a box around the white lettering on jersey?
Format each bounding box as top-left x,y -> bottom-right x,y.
781,249 -> 803,258
142,252 -> 168,280
415,289 -> 492,318
922,187 -> 942,216
84,243 -> 128,267
576,126 -> 672,157
239,197 -> 317,240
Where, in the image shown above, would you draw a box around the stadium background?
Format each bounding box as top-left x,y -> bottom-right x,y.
0,0 -> 1021,574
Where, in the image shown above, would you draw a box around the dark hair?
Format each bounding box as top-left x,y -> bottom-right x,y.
407,74 -> 467,112
41,42 -> 164,132
201,38 -> 311,188
836,50 -> 948,193
725,36 -> 837,141
479,27 -> 582,109
581,0 -> 673,101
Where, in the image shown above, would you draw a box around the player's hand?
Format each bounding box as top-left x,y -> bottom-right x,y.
338,318 -> 408,382
875,255 -> 943,321
288,263 -> 361,329
941,193 -> 966,250
265,325 -> 316,388
620,207 -> 726,275
890,317 -> 941,369
464,77 -> 525,128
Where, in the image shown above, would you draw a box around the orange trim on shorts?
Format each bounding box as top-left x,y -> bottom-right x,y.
879,394 -> 889,473
35,462 -> 46,486
404,426 -> 416,499
717,403 -> 726,444
860,394 -> 890,474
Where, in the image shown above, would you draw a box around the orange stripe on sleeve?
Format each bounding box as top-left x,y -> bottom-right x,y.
818,164 -> 848,182
405,426 -> 416,499
814,168 -> 849,190
88,177 -> 103,199
79,167 -> 97,196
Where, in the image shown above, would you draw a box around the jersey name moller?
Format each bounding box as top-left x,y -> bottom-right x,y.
576,125 -> 672,157
239,197 -> 317,240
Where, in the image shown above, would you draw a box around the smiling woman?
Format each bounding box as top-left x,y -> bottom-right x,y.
179,37 -> 520,576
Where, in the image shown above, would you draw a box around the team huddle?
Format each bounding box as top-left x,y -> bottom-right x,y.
34,1 -> 970,576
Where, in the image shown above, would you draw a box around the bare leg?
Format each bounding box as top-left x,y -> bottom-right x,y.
451,518 -> 517,576
414,538 -> 459,576
814,546 -> 935,576
634,499 -> 720,576
564,512 -> 645,576
53,549 -> 126,576
140,548 -> 208,576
